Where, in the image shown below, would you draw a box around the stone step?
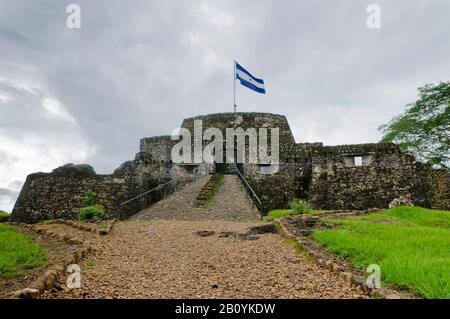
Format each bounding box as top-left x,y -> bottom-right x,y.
130,174 -> 259,222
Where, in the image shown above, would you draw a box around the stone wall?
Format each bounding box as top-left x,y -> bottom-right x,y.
11,171 -> 133,223
10,112 -> 450,222
242,142 -> 449,213
11,159 -> 200,223
243,163 -> 311,213
307,144 -> 450,210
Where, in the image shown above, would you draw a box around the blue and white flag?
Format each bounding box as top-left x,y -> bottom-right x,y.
235,62 -> 266,94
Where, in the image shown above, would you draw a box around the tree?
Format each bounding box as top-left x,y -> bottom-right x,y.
379,82 -> 450,170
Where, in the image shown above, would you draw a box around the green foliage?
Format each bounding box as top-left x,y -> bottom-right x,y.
379,82 -> 450,170
196,174 -> 224,207
78,190 -> 105,221
81,190 -> 97,208
0,224 -> 47,276
313,206 -> 450,298
289,199 -> 311,214
78,204 -> 105,221
0,211 -> 11,223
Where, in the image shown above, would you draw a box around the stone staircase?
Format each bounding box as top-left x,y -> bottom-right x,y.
129,174 -> 260,222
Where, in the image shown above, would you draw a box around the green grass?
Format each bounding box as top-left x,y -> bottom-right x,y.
312,206 -> 450,299
265,209 -> 333,220
197,173 -> 224,207
0,224 -> 47,276
0,211 -> 11,223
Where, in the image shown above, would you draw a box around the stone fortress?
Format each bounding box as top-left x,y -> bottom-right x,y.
11,112 -> 450,223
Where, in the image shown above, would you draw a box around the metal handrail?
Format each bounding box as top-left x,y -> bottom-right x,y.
231,162 -> 263,218
121,163 -> 213,206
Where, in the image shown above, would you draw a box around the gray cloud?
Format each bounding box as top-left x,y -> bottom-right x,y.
0,187 -> 17,196
0,0 -> 449,210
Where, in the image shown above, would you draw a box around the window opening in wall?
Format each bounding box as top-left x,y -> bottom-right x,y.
354,156 -> 363,166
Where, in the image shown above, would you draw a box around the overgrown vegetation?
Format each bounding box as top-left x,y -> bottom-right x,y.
265,201 -> 332,220
78,190 -> 105,221
0,211 -> 10,223
52,163 -> 97,177
78,204 -> 105,221
289,199 -> 312,214
81,190 -> 97,207
196,174 -> 224,207
313,206 -> 450,299
0,224 -> 47,276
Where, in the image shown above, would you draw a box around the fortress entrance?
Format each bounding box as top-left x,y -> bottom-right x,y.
215,162 -> 243,174
214,147 -> 243,174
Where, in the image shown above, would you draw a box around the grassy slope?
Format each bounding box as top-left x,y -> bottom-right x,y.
312,206 -> 450,298
0,224 -> 47,276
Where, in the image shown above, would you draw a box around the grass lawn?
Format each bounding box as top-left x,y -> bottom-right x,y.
0,224 -> 47,277
312,206 -> 450,298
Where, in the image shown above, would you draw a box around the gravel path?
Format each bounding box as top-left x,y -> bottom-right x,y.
43,220 -> 366,299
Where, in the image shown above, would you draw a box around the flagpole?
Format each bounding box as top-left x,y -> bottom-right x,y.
233,60 -> 236,113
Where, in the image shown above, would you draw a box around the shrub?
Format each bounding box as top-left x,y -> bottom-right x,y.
78,204 -> 105,221
52,163 -> 96,177
0,211 -> 11,223
81,190 -> 97,207
289,199 -> 311,214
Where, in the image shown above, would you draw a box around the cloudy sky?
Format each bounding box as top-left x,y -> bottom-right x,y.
1,0 -> 449,211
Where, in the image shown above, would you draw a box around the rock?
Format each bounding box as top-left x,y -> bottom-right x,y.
332,264 -> 340,274
238,234 -> 260,241
389,195 -> 413,208
44,270 -> 59,289
351,275 -> 366,287
195,231 -> 215,237
68,237 -> 83,245
73,250 -> 82,263
45,274 -> 55,290
371,288 -> 387,298
30,277 -> 47,292
338,272 -> 353,283
246,224 -> 276,234
51,264 -> 65,273
218,231 -> 236,238
361,282 -> 370,293
13,288 -> 40,299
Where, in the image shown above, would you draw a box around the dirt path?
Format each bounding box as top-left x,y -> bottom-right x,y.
43,220 -> 366,299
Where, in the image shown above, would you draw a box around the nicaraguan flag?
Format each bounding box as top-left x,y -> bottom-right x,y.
235,62 -> 266,94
